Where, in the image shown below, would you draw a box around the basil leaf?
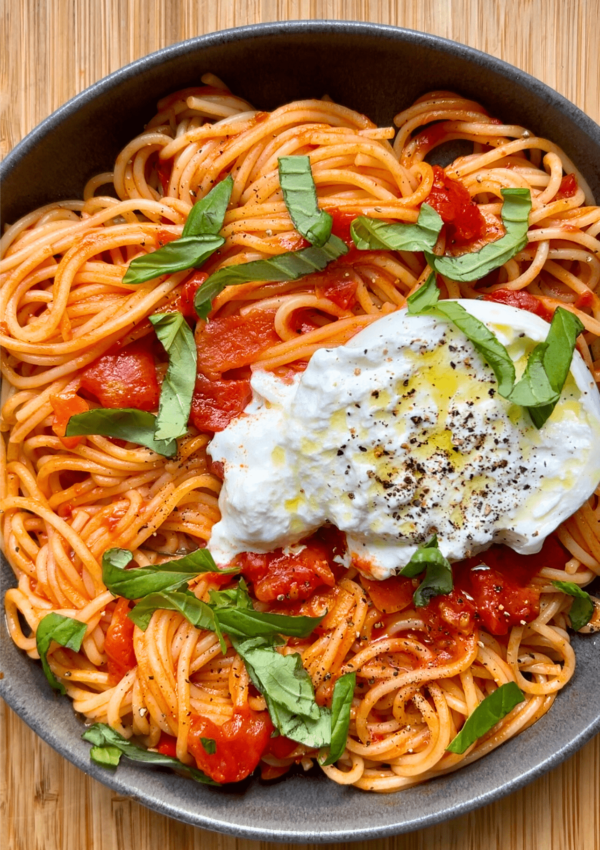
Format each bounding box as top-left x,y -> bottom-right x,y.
210,580 -> 324,639
122,234 -> 225,285
279,156 -> 332,247
149,311 -> 197,440
35,612 -> 87,694
194,235 -> 348,319
406,275 -> 516,397
406,270 -> 440,314
82,722 -> 217,784
102,546 -> 236,600
351,204 -> 443,252
232,636 -> 321,721
200,737 -> 217,755
322,671 -> 356,765
90,745 -> 122,767
232,635 -> 332,747
552,580 -> 595,631
399,535 -> 453,608
128,589 -> 226,652
425,188 -> 532,282
446,682 -> 525,754
507,343 -> 559,408
435,300 -> 516,397
524,308 -> 585,428
182,174 -> 233,238
65,409 -> 177,457
269,702 -> 332,749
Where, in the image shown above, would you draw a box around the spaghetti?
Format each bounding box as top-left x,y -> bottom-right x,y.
2,76 -> 600,791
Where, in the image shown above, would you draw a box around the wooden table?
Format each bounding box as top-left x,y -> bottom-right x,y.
2,1 -> 599,848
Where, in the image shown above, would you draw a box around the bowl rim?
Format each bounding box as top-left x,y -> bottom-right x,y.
1,19 -> 600,843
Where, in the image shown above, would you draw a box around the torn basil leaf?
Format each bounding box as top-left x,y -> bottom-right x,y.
127,589 -> 226,650
182,174 -> 233,238
322,672 -> 356,765
446,682 -> 525,754
65,408 -> 177,457
351,203 -> 443,252
399,535 -> 453,608
102,546 -> 236,600
278,156 -> 332,247
194,235 -> 348,319
520,308 -> 585,428
551,580 -> 595,631
122,234 -> 225,285
35,612 -> 87,694
406,270 -> 440,314
122,177 -> 233,284
82,722 -> 217,784
232,635 -> 332,748
149,311 -> 197,440
200,737 -> 217,755
425,188 -> 532,282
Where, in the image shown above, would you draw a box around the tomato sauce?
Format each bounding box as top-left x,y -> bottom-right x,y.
80,341 -> 160,411
187,706 -> 273,783
426,165 -> 486,246
195,310 -> 279,380
179,272 -> 208,317
483,289 -> 553,321
450,537 -> 567,636
104,597 -> 136,684
189,372 -> 252,432
50,393 -> 90,449
324,207 -> 359,246
556,173 -> 578,199
314,266 -> 358,310
156,732 -> 178,758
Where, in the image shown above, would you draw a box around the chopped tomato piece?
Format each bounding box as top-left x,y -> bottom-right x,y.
195,310 -> 279,379
81,342 -> 160,411
188,707 -> 273,783
314,266 -> 358,309
483,289 -> 553,321
156,733 -> 178,758
190,372 -> 251,432
575,289 -> 594,310
324,207 -> 359,246
556,173 -> 578,199
420,589 -> 477,662
50,393 -> 90,449
179,272 -> 208,317
105,597 -> 136,684
451,539 -> 567,636
426,165 -> 486,246
266,735 -> 298,759
361,575 -> 415,614
237,533 -> 338,603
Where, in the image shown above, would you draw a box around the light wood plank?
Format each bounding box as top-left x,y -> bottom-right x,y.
2,1 -> 599,848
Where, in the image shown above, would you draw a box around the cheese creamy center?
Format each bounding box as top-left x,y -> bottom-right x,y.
208,301 -> 600,578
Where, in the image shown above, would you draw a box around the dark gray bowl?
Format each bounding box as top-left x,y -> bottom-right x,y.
1,21 -> 599,844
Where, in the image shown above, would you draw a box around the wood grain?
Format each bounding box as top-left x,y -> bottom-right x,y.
1,1 -> 600,849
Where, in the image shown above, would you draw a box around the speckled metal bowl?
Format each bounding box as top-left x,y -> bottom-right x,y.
1,20 -> 599,844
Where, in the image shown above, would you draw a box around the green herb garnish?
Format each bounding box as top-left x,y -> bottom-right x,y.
278,156 -> 332,247
446,682 -> 525,754
551,581 -> 595,631
425,188 -> 532,282
122,175 -> 233,285
399,535 -> 454,607
65,409 -> 177,456
35,613 -> 87,693
321,672 -> 356,765
82,723 -> 217,784
351,203 -> 443,252
149,311 -> 197,440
